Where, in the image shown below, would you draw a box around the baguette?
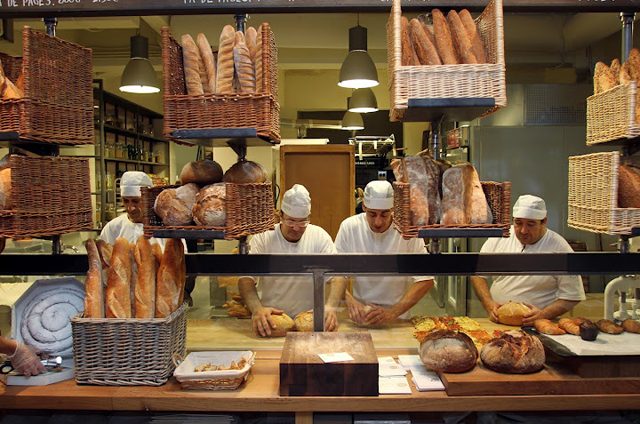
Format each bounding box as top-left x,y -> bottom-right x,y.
447,10 -> 477,64
459,9 -> 486,63
627,48 -> 640,83
400,16 -> 419,66
181,34 -> 205,95
105,238 -> 133,318
151,242 -> 163,266
84,239 -> 105,318
196,33 -> 216,94
534,319 -> 565,335
155,239 -> 185,317
594,61 -> 617,94
610,58 -> 621,83
620,61 -> 633,85
409,19 -> 441,65
432,9 -> 458,65
95,239 -> 112,287
245,26 -> 259,89
233,30 -> 256,93
558,318 -> 580,336
255,24 -> 265,92
134,235 -> 157,319
216,25 -> 235,93
129,242 -> 138,317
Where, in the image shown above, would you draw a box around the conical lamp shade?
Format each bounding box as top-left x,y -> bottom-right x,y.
120,35 -> 160,94
338,26 -> 379,89
341,111 -> 364,130
349,88 -> 378,113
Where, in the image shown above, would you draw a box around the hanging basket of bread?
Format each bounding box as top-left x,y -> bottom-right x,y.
0,27 -> 93,145
387,0 -> 506,122
161,24 -> 280,144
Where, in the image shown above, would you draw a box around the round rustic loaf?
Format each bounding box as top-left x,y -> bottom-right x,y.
222,160 -> 268,184
480,330 -> 544,374
154,183 -> 199,226
294,311 -> 314,332
497,301 -> 531,326
0,168 -> 11,209
192,183 -> 226,226
267,313 -> 295,337
419,329 -> 478,373
180,160 -> 223,185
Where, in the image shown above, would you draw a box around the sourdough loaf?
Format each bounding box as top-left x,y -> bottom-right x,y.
222,160 -> 268,183
193,183 -> 226,227
618,165 -> 640,208
154,183 -> 200,226
419,329 -> 478,373
294,311 -> 314,332
480,330 -> 544,374
180,159 -> 223,185
496,301 -> 531,326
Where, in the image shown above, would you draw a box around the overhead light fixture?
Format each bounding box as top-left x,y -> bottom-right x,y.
342,97 -> 364,131
338,21 -> 379,89
120,35 -> 160,94
349,88 -> 378,113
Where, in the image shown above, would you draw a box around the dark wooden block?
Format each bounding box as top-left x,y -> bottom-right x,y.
279,332 -> 379,396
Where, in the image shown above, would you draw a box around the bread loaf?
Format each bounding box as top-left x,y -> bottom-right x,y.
180,160 -> 223,185
234,31 -> 256,93
441,164 -> 474,225
265,313 -> 295,337
196,33 -> 216,94
596,319 -> 624,334
222,160 -> 268,183
390,158 -> 407,183
628,48 -> 640,82
622,318 -> 640,333
294,311 -> 314,332
181,34 -> 205,95
404,155 -> 441,225
618,165 -> 640,208
534,319 -> 565,335
496,301 -> 531,326
409,19 -> 441,65
245,26 -> 259,90
558,318 -> 581,335
419,329 -> 478,373
447,10 -> 477,64
620,61 -> 633,85
432,9 -> 458,65
594,61 -> 617,94
400,16 -> 418,66
255,24 -> 265,92
156,239 -> 185,318
610,58 -> 621,83
216,25 -> 235,93
95,239 -> 113,270
469,167 -> 493,224
480,330 -> 544,374
0,168 -> 11,209
193,183 -> 226,226
151,242 -> 163,266
106,238 -> 133,318
459,9 -> 486,63
84,239 -> 105,318
154,183 -> 200,226
14,72 -> 24,94
133,235 -> 157,319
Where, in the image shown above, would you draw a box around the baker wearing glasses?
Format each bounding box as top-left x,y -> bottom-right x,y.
239,184 -> 347,336
335,180 -> 435,326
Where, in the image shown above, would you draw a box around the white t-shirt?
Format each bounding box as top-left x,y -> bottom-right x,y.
248,223 -> 337,318
479,225 -> 586,309
99,213 -> 173,251
334,213 -> 432,319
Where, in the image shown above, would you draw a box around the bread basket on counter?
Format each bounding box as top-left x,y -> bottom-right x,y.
387,0 -> 506,122
71,303 -> 187,386
161,25 -> 280,144
392,181 -> 511,238
586,82 -> 640,145
142,182 -> 275,240
0,155 -> 92,239
0,27 -> 93,145
173,350 -> 255,390
568,151 -> 640,235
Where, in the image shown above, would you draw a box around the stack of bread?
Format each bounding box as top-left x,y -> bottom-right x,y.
181,24 -> 266,96
83,236 -> 186,319
223,291 -> 251,318
391,153 -> 493,226
0,58 -> 24,100
400,9 -> 486,66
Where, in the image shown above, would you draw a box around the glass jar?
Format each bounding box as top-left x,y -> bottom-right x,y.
114,143 -> 124,159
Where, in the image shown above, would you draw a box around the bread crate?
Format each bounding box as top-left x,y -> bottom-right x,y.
586,82 -> 640,145
393,181 -> 511,238
142,182 -> 275,240
0,155 -> 92,238
71,303 -> 187,386
0,27 -> 93,145
387,0 -> 506,122
161,25 -> 280,144
568,151 -> 640,235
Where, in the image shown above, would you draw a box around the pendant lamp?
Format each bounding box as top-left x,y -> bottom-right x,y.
338,23 -> 379,89
349,87 -> 378,113
342,97 -> 365,130
120,35 -> 160,94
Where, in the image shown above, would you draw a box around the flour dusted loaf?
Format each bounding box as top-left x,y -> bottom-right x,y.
441,163 -> 492,225
419,329 -> 478,373
480,330 -> 544,374
180,159 -> 223,185
403,155 -> 441,225
222,160 -> 268,184
294,311 -> 314,332
106,238 -> 133,318
266,313 -> 295,337
496,301 -> 531,326
193,183 -> 226,226
154,183 -> 200,226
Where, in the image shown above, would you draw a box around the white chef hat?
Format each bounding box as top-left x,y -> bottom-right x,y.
281,184 -> 311,218
364,180 -> 394,210
120,171 -> 152,197
513,194 -> 547,220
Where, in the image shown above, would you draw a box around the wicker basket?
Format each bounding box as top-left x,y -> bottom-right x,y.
0,27 -> 93,145
387,0 -> 506,122
586,82 -> 640,145
393,181 -> 511,238
142,182 -> 275,240
71,303 -> 187,386
173,351 -> 254,390
0,155 -> 92,238
162,25 -> 280,144
568,151 -> 640,235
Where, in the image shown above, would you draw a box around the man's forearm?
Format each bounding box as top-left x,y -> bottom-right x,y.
540,299 -> 580,320
389,279 -> 434,319
470,276 -> 494,311
238,277 -> 263,313
326,276 -> 347,309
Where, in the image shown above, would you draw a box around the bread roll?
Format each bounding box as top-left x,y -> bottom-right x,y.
447,10 -> 477,64
234,31 -> 256,93
84,239 -> 105,318
222,160 -> 268,184
558,318 -> 581,336
196,33 -> 216,94
618,165 -> 640,208
481,330 -> 544,374
193,183 -> 226,227
496,301 -> 531,326
409,19 -> 441,65
154,183 -> 199,226
134,235 -> 157,319
216,25 -> 235,93
419,329 -> 478,373
180,160 -> 223,186
181,34 -> 205,95
596,319 -> 624,334
106,238 -> 133,318
0,168 -> 11,209
156,239 -> 185,318
432,9 -> 458,65
534,319 -> 565,335
459,9 -> 486,63
622,318 -> 640,333
265,313 -> 295,337
294,311 -> 314,332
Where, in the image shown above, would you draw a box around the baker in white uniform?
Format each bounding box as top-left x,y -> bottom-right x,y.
238,184 -> 347,336
335,180 -> 435,326
471,194 -> 586,326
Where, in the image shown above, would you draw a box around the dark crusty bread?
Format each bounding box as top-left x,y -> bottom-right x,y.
222,160 -> 268,184
432,9 -> 458,65
480,330 -> 544,374
180,159 -> 223,185
419,329 -> 478,373
409,18 -> 441,65
618,165 -> 640,208
404,155 -> 441,225
447,10 -> 477,64
459,9 -> 486,63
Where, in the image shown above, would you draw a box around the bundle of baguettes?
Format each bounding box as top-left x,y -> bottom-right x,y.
593,48 -> 640,123
401,9 -> 487,66
83,237 -> 186,319
181,23 -> 266,95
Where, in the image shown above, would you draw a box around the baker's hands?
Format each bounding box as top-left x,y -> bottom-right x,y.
251,307 -> 284,337
521,302 -> 542,327
487,301 -> 502,323
9,341 -> 45,377
345,292 -> 366,325
362,303 -> 396,326
324,309 -> 339,332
